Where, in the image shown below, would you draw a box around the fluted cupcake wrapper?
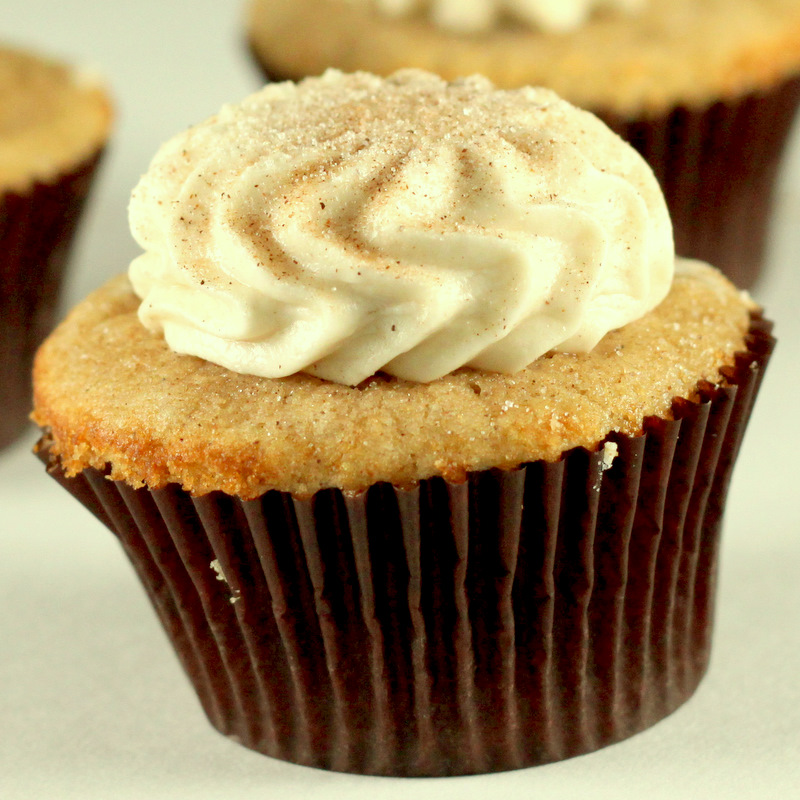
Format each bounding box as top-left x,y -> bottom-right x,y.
39,316 -> 774,777
600,76 -> 800,289
0,152 -> 105,450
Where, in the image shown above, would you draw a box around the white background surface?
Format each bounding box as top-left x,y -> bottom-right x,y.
1,2 -> 799,798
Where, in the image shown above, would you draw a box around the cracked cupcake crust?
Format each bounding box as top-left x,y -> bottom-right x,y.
33,261 -> 753,498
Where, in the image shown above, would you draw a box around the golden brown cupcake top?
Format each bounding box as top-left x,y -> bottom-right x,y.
33,260 -> 754,498
248,0 -> 800,116
0,45 -> 111,192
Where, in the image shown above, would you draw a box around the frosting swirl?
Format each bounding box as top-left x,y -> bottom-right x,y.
129,69 -> 673,385
352,0 -> 647,33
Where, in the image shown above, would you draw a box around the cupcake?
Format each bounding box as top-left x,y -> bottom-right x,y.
0,44 -> 111,450
246,0 -> 800,288
33,71 -> 773,777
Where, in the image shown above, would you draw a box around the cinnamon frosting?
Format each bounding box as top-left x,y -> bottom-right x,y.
129,69 -> 673,385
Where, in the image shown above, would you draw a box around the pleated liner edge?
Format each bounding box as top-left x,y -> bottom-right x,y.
38,315 -> 774,777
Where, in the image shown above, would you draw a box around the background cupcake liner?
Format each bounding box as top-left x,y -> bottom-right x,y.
0,152 -> 104,451
599,76 -> 800,289
39,317 -> 774,777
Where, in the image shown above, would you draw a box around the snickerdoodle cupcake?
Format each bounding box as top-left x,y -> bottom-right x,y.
247,0 -> 800,288
33,71 -> 772,776
0,44 -> 111,450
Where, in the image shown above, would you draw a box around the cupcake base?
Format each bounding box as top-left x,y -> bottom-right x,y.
38,317 -> 774,777
1,152 -> 104,450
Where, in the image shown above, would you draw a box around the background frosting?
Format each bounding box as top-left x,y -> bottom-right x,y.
353,0 -> 647,33
129,69 -> 673,385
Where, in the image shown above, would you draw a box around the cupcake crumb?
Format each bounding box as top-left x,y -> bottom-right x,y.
211,559 -> 241,604
210,559 -> 227,583
602,441 -> 619,471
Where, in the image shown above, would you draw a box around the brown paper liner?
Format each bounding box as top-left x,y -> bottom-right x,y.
598,77 -> 800,289
0,151 -> 105,451
38,316 -> 774,776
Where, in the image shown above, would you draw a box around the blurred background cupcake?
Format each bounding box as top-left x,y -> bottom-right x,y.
247,0 -> 800,289
0,44 -> 111,450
